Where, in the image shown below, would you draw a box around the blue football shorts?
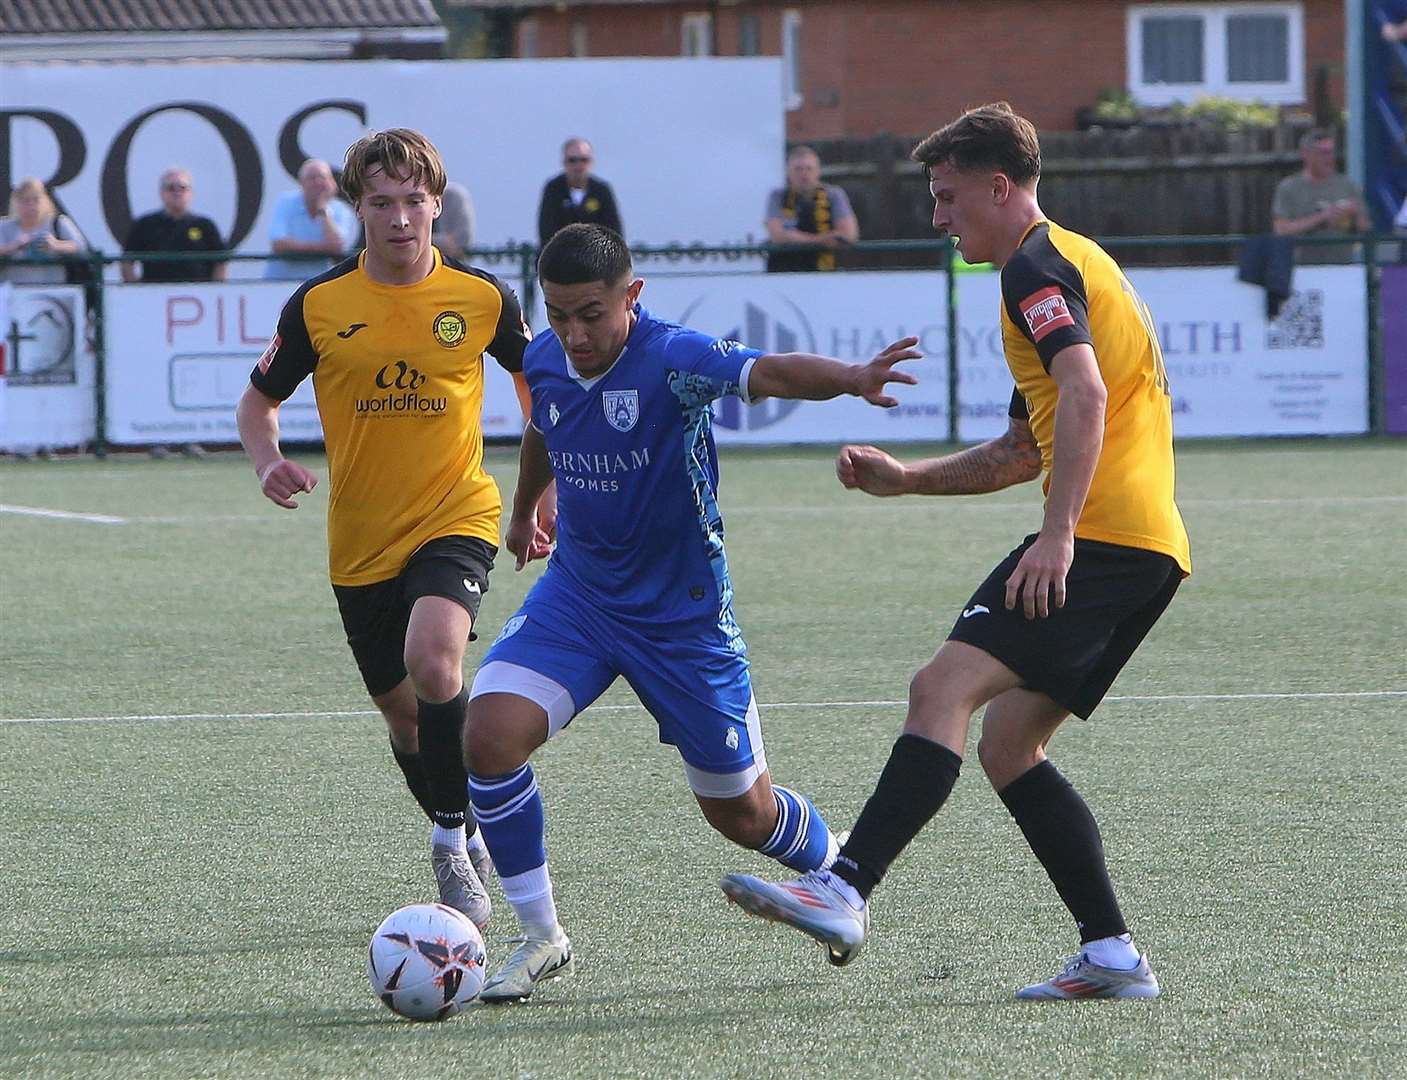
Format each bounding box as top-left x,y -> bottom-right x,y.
469,567 -> 767,799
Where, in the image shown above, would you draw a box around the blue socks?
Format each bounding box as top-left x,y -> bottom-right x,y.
759,785 -> 835,871
468,764 -> 545,878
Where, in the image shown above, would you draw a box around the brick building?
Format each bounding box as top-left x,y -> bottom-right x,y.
477,0 -> 1346,138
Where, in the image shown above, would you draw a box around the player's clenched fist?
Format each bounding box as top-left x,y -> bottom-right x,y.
258,458 -> 318,509
835,444 -> 913,497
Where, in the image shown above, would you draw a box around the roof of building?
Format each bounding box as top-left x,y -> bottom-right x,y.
0,0 -> 442,34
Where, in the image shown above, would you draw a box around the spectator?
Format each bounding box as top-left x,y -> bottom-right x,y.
536,138 -> 623,246
0,177 -> 87,285
764,146 -> 860,273
433,181 -> 476,260
121,167 -> 228,283
1272,129 -> 1370,264
263,159 -> 357,279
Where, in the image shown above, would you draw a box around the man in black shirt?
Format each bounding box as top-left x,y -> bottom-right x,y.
536,138 -> 623,246
121,168 -> 228,283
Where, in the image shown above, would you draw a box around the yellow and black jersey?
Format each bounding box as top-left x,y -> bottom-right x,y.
1001,220 -> 1191,574
250,248 -> 529,586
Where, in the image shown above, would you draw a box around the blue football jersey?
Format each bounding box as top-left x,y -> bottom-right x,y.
523,305 -> 763,640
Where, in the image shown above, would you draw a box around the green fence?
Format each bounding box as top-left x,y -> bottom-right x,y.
2,233 -> 1399,451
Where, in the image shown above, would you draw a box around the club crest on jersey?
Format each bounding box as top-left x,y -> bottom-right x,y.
433,310 -> 467,348
257,333 -> 281,374
1019,286 -> 1075,342
603,389 -> 640,432
548,403 -> 560,426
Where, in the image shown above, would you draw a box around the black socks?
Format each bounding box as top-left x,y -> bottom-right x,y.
415,686 -> 472,832
998,759 -> 1128,943
831,733 -> 963,900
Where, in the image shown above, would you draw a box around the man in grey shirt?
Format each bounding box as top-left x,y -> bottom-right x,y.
1272,130 -> 1370,264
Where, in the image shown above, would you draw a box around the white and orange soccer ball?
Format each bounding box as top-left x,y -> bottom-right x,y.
366,903 -> 486,1021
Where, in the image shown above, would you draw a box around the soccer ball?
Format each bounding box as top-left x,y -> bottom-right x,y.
367,902 -> 487,1021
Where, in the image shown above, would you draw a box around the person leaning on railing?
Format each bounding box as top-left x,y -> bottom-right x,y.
0,177 -> 88,284
120,167 -> 228,284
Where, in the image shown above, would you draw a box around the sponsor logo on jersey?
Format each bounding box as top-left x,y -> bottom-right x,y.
257,333 -> 281,374
546,447 -> 652,493
603,389 -> 640,432
337,322 -> 368,339
1019,286 -> 1075,341
356,360 -> 445,416
433,310 -> 467,348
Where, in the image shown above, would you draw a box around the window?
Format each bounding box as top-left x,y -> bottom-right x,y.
570,19 -> 589,58
1128,3 -> 1303,105
682,12 -> 713,57
519,18 -> 538,58
738,12 -> 761,57
782,9 -> 802,110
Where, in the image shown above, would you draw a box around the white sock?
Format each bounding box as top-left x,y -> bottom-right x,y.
430,823 -> 467,851
500,864 -> 562,939
1084,933 -> 1140,970
820,831 -> 841,871
466,829 -> 489,858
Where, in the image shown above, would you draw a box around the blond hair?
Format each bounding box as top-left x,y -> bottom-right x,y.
340,129 -> 447,203
8,177 -> 56,221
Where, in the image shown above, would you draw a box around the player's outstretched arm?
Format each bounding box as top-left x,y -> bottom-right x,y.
235,384 -> 318,510
837,415 -> 1042,498
748,336 -> 920,407
506,423 -> 554,571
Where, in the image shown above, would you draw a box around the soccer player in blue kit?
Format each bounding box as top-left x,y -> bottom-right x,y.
464,224 -> 920,1001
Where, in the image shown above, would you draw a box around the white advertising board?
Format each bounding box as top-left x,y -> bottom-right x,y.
954,265 -> 1371,440
631,271 -> 957,445
0,284 -> 95,451
2,58 -> 784,263
103,282 -> 527,446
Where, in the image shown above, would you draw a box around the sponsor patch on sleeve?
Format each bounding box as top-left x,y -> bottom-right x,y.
1019,286 -> 1075,342
257,333 -> 281,374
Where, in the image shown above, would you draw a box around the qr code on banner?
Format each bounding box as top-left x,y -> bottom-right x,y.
1267,289 -> 1324,350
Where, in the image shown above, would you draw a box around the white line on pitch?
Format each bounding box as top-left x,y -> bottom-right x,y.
2,689 -> 1403,726
0,503 -> 128,524
726,495 -> 1406,514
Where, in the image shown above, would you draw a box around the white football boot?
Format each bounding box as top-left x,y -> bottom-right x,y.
1014,951 -> 1161,999
720,869 -> 869,966
478,929 -> 574,1003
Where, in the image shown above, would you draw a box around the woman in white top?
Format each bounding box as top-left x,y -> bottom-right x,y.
0,177 -> 88,284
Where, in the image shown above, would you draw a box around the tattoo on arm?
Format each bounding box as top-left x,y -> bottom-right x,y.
911,418 -> 1043,495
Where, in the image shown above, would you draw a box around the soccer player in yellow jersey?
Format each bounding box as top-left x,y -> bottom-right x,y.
235,129 -> 535,929
722,103 -> 1190,1000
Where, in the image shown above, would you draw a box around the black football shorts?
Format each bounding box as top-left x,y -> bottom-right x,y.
947,533 -> 1182,719
332,535 -> 497,698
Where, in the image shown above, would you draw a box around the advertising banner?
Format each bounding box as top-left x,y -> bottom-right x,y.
635,271 -> 955,445
955,265 -> 1370,440
2,59 -> 784,261
0,284 -> 95,451
103,282 -> 527,446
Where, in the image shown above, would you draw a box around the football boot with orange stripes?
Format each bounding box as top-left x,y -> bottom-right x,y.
720,869 -> 869,966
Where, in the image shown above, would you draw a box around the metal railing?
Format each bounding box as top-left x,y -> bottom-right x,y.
2,232 -> 1401,451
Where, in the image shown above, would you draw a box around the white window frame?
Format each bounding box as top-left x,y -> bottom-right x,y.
682,12 -> 713,57
1127,2 -> 1304,106
782,9 -> 803,110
